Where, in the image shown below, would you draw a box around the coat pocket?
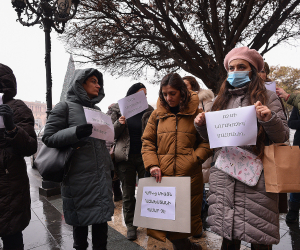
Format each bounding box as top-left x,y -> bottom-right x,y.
62,197 -> 80,226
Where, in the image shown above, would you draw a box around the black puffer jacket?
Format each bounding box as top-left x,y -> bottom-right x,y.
288,106 -> 300,146
0,64 -> 37,236
43,68 -> 114,226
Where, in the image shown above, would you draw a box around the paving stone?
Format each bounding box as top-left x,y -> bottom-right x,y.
23,220 -> 59,250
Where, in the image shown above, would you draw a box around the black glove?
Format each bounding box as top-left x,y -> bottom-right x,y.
0,104 -> 16,131
76,124 -> 93,140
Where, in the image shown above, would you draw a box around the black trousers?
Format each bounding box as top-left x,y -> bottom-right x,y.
116,153 -> 145,228
73,223 -> 108,250
1,231 -> 24,250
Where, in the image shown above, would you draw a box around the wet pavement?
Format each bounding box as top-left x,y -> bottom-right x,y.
0,157 -> 299,250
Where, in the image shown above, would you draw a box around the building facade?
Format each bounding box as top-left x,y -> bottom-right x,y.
24,101 -> 48,131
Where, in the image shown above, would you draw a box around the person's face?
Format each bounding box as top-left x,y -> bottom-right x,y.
183,80 -> 192,91
161,85 -> 181,107
228,59 -> 252,79
137,88 -> 147,98
258,68 -> 267,81
83,75 -> 100,99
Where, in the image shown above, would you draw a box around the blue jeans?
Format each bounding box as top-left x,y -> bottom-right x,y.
290,193 -> 300,203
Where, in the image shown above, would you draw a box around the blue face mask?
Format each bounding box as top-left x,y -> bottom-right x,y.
227,71 -> 251,88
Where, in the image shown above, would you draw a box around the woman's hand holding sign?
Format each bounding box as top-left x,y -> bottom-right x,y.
150,166 -> 162,183
194,112 -> 206,126
119,116 -> 126,124
254,101 -> 272,122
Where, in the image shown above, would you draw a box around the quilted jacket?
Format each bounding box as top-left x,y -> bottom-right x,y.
0,64 -> 37,236
142,91 -> 212,241
43,68 -> 114,226
195,86 -> 288,245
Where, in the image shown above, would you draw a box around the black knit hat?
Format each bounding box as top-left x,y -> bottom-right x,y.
126,82 -> 146,97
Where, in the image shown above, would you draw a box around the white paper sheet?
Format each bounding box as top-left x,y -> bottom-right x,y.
133,177 -> 191,233
117,91 -> 148,119
205,105 -> 257,148
0,94 -> 5,128
83,107 -> 114,142
265,81 -> 276,93
141,186 -> 176,220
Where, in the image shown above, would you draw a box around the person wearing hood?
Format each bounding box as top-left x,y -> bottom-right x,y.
42,68 -> 114,250
107,83 -> 154,240
0,63 -> 37,250
194,47 -> 288,249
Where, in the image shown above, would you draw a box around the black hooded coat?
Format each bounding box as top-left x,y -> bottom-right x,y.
0,63 -> 37,236
42,68 -> 114,226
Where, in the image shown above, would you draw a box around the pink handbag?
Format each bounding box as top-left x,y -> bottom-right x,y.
215,146 -> 263,186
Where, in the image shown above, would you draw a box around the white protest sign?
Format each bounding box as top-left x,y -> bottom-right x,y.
265,81 -> 276,93
0,94 -> 5,128
117,91 -> 148,119
141,186 -> 176,220
83,107 -> 114,142
133,177 -> 191,233
205,105 -> 257,148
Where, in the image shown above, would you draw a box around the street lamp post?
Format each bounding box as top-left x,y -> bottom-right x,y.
12,0 -> 79,117
12,0 -> 79,197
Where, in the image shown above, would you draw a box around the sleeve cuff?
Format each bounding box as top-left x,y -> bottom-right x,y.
5,127 -> 18,138
285,94 -> 290,102
258,111 -> 276,126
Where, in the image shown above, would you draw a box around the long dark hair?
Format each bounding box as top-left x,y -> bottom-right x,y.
212,64 -> 267,159
159,73 -> 190,112
182,76 -> 201,92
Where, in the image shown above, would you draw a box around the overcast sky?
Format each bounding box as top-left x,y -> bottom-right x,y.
1,2 -> 299,112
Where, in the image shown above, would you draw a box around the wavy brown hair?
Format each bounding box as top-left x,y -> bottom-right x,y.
159,73 -> 190,112
212,64 -> 267,159
182,76 -> 201,92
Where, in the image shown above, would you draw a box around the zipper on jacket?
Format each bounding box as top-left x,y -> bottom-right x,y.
173,115 -> 178,175
92,138 -> 104,205
92,139 -> 101,182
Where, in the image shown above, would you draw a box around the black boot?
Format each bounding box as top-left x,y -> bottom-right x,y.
171,238 -> 202,250
286,201 -> 300,223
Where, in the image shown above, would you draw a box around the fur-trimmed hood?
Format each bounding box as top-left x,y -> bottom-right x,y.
198,89 -> 214,102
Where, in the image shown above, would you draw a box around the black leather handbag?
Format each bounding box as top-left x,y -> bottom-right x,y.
35,145 -> 74,182
35,101 -> 74,183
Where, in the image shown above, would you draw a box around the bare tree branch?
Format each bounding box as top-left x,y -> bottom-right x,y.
61,0 -> 300,93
